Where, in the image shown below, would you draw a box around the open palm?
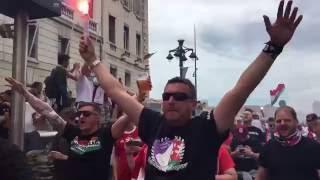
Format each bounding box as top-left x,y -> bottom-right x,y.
5,77 -> 26,95
263,0 -> 303,47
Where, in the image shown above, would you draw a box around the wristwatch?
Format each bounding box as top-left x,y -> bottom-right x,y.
263,41 -> 283,60
89,59 -> 101,69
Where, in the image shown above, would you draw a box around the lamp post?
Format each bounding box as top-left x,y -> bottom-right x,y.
166,39 -> 198,98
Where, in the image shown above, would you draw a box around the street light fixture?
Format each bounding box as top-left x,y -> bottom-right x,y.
189,52 -> 197,59
166,39 -> 199,99
166,39 -> 197,78
166,53 -> 174,61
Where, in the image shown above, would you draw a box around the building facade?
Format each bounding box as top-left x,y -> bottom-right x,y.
0,0 -> 149,94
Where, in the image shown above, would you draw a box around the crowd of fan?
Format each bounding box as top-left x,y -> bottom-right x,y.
1,1 -> 320,180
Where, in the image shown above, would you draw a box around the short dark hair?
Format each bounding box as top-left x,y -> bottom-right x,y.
78,102 -> 102,115
29,82 -> 43,90
306,113 -> 318,122
165,77 -> 196,99
275,106 -> 298,121
58,54 -> 70,65
267,117 -> 275,123
60,107 -> 77,116
244,108 -> 254,113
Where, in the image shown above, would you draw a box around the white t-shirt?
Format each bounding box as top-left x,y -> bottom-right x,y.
252,119 -> 264,132
76,73 -> 104,105
25,102 -> 36,133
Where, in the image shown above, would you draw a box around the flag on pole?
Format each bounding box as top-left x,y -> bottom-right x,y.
182,67 -> 189,79
144,52 -> 156,60
270,83 -> 285,106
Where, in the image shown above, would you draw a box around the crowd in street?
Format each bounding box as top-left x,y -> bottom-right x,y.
1,1 -> 320,180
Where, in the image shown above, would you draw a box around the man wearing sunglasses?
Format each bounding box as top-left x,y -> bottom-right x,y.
79,1 -> 303,179
5,77 -> 133,180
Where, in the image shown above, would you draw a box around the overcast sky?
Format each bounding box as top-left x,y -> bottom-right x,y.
147,0 -> 320,114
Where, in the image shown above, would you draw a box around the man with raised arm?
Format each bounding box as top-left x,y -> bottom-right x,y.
78,1 -> 303,179
5,77 -> 133,180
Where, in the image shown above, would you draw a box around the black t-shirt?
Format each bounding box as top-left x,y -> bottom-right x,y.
0,126 -> 9,139
138,108 -> 228,180
231,126 -> 264,171
54,66 -> 67,88
62,124 -> 115,180
259,137 -> 320,180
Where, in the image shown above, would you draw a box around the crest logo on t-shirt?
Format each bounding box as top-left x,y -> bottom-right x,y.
148,136 -> 188,172
70,136 -> 102,155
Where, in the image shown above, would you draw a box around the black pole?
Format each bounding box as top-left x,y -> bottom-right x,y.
179,57 -> 183,78
194,57 -> 197,100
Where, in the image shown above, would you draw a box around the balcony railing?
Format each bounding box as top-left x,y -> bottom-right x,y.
60,2 -> 97,33
61,2 -> 74,20
89,19 -> 97,32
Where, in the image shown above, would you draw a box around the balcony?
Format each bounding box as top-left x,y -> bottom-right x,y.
60,2 -> 97,33
61,2 -> 74,20
89,19 -> 97,32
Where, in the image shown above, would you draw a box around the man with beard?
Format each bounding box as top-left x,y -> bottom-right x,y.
78,1 -> 303,179
256,106 -> 320,180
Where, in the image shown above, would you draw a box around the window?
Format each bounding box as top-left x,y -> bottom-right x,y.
58,36 -> 70,55
28,23 -> 39,59
110,66 -> 117,77
124,25 -> 129,50
125,72 -> 131,87
109,15 -> 116,44
136,33 -> 141,56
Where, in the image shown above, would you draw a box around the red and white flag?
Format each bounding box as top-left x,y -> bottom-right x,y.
270,83 -> 285,105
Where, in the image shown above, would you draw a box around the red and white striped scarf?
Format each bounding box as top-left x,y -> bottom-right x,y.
274,130 -> 302,147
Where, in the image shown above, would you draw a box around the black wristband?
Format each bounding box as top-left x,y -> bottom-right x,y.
262,41 -> 283,60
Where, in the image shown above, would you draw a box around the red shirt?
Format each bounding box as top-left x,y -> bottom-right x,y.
223,133 -> 233,146
114,127 -> 147,180
217,145 -> 235,175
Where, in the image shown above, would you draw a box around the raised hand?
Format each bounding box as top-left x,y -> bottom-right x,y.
263,0 -> 303,47
79,36 -> 97,64
5,77 -> 26,95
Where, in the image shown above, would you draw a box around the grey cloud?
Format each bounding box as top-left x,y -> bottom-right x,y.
149,0 -> 320,113
199,18 -> 320,61
198,21 -> 266,60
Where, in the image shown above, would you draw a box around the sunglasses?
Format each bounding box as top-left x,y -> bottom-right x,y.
162,92 -> 192,101
76,111 -> 97,118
